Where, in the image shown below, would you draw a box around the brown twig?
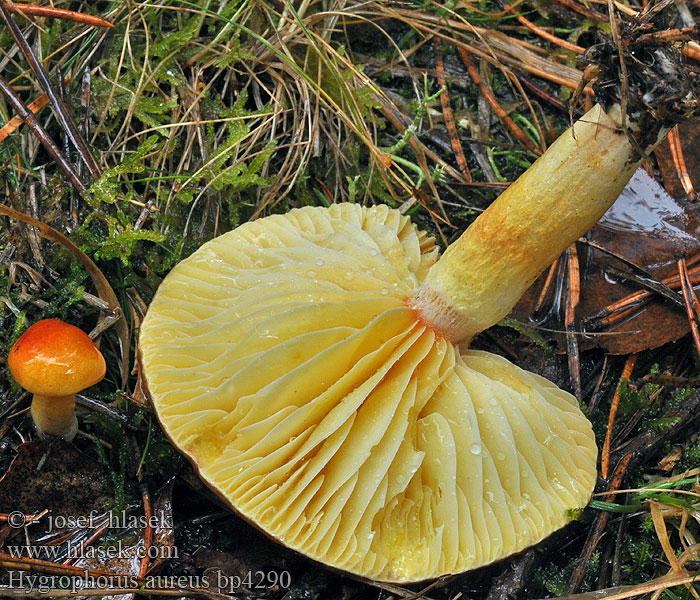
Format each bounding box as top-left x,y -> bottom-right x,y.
588,355 -> 610,414
566,452 -> 634,595
138,483 -> 153,578
514,68 -> 581,116
377,97 -> 467,185
678,256 -> 700,356
500,2 -> 586,53
613,388 -> 700,461
0,87 -> 51,143
667,125 -> 697,201
414,22 -> 592,96
566,245 -> 582,400
6,2 -> 113,28
457,46 -> 542,155
583,254 -> 700,330
25,183 -> 45,271
61,518 -> 111,566
601,355 -> 637,480
552,0 -> 610,21
0,0 -> 102,181
0,74 -> 85,192
434,41 -> 472,182
608,1 -> 631,151
0,553 -> 117,577
636,26 -> 700,45
534,257 -> 560,314
0,509 -> 48,524
632,372 -> 700,388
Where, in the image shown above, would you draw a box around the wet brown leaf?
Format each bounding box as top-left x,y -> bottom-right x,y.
512,168 -> 700,354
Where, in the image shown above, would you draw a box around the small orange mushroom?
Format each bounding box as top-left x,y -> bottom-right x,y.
8,319 -> 106,441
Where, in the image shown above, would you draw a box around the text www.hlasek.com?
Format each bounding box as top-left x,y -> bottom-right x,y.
7,539 -> 176,561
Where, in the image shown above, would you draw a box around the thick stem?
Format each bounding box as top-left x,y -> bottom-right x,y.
412,104 -> 656,344
30,394 -> 78,441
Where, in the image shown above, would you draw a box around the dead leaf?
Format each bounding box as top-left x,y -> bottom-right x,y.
512,168 -> 700,354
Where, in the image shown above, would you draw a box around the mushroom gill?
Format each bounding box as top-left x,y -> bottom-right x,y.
140,202 -> 597,583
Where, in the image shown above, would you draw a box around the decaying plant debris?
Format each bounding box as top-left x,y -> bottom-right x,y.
1,0 -> 700,599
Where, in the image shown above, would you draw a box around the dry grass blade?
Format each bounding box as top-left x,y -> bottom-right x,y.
648,501 -> 691,586
542,571 -> 700,600
390,8 -> 591,95
0,204 -> 129,387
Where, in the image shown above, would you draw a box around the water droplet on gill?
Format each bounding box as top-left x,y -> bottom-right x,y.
497,452 -> 505,461
470,443 -> 482,455
307,270 -> 317,278
489,397 -> 498,407
343,271 -> 355,281
486,491 -> 495,502
476,407 -> 485,414
369,248 -> 378,257
380,288 -> 389,295
316,258 -> 324,266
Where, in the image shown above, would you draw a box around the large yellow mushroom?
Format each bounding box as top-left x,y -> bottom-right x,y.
138,104 -> 657,581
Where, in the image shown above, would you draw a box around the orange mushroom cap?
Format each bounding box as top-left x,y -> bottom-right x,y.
8,319 -> 106,397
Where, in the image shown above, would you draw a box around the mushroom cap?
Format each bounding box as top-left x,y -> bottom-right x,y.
9,319 -> 106,397
139,204 -> 597,583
